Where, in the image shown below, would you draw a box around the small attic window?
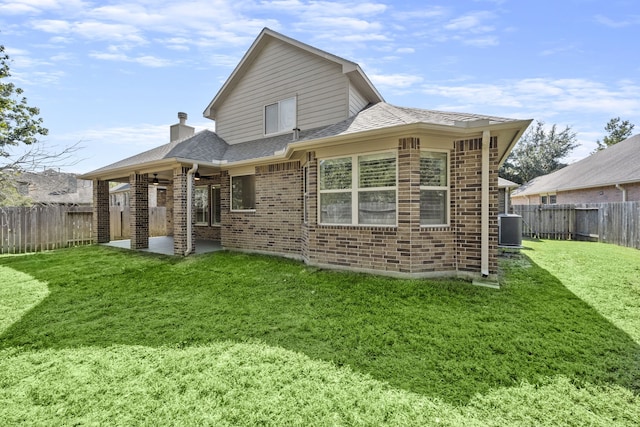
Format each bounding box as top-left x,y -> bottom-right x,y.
265,97 -> 296,135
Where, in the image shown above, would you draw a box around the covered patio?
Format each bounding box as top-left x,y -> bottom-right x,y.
103,236 -> 223,256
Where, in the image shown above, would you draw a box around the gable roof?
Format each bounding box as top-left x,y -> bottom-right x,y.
513,133 -> 640,197
203,27 -> 383,120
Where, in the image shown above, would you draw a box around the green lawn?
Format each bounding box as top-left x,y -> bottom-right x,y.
0,241 -> 638,426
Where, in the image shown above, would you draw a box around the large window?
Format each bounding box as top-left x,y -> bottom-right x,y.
194,186 -> 209,225
319,152 -> 396,225
231,175 -> 256,211
265,97 -> 296,135
420,151 -> 449,226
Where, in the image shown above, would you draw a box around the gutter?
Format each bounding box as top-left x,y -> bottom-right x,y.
184,163 -> 198,256
616,184 -> 627,202
481,130 -> 490,277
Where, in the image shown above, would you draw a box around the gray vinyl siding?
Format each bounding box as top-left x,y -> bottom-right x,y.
216,38 -> 350,144
349,84 -> 369,116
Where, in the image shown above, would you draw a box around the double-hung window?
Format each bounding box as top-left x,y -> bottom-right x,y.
420,151 -> 449,226
231,175 -> 256,211
265,97 -> 296,135
319,151 -> 396,225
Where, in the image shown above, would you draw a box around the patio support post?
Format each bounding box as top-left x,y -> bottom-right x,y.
173,166 -> 194,255
130,173 -> 149,249
93,179 -> 110,243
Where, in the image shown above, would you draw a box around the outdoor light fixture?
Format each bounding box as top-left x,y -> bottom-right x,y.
152,173 -> 159,185
194,172 -> 201,181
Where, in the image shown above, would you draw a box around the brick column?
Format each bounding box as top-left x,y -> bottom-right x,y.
397,137 -> 421,273
453,137 -> 499,275
173,167 -> 193,255
130,173 -> 149,249
301,152 -> 317,261
93,179 -> 110,243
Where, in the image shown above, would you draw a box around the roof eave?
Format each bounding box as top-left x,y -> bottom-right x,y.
79,158 -> 227,182
514,177 -> 640,197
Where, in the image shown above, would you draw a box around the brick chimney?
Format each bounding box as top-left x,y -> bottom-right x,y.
170,112 -> 195,142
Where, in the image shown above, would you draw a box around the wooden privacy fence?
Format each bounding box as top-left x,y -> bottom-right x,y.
1,206 -> 93,254
513,202 -> 640,250
110,207 -> 167,239
1,206 -> 168,254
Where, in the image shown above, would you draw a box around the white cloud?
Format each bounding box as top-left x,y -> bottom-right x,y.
393,6 -> 448,21
421,78 -> 640,120
30,19 -> 147,44
89,51 -> 173,68
594,14 -> 640,28
459,35 -> 498,47
370,73 -> 424,89
444,11 -> 495,32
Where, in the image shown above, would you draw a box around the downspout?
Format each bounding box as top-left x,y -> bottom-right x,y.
616,184 -> 627,202
481,130 -> 490,277
185,163 -> 199,256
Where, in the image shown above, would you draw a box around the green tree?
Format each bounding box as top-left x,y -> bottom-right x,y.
500,121 -> 578,185
1,44 -> 48,157
594,117 -> 634,152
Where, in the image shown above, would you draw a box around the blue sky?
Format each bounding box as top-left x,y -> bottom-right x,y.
2,0 -> 639,173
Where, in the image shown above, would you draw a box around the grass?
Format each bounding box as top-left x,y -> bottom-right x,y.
0,241 -> 638,425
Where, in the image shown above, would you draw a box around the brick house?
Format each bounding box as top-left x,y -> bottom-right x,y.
81,28 -> 530,280
511,134 -> 640,205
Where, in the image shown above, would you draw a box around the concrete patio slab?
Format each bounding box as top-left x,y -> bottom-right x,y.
103,236 -> 222,256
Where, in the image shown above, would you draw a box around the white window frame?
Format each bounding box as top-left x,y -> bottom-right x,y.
541,193 -> 557,205
420,149 -> 450,227
318,150 -> 398,227
264,97 -> 297,136
194,185 -> 209,226
230,174 -> 256,212
211,185 -> 221,225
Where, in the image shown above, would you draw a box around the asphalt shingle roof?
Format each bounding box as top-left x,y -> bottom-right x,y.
85,102 -> 523,177
513,133 -> 640,196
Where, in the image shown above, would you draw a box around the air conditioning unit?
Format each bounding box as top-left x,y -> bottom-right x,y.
499,214 -> 522,247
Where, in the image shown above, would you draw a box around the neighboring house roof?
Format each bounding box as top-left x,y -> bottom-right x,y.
14,170 -> 93,205
498,177 -> 519,189
203,27 -> 384,120
82,102 -> 529,180
513,133 -> 640,197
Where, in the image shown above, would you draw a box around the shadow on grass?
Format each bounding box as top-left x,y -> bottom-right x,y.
1,246 -> 639,406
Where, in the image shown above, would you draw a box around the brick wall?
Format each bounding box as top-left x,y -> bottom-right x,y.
93,180 -> 110,243
303,137 -> 498,277
219,137 -> 499,278
452,137 -> 499,275
172,167 -> 192,255
130,173 -> 149,249
221,162 -> 303,256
